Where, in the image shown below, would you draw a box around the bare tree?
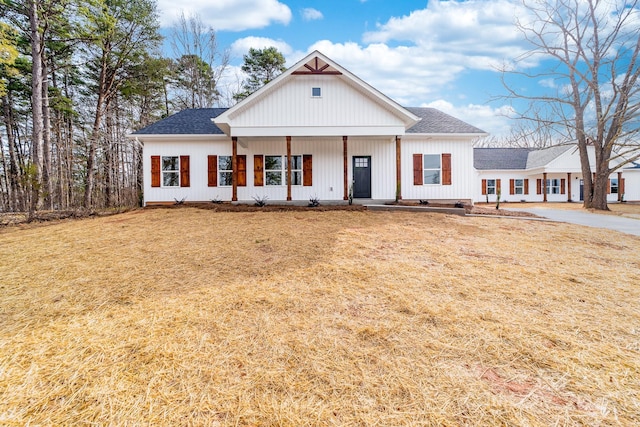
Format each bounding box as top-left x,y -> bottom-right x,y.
501,0 -> 640,210
170,12 -> 229,109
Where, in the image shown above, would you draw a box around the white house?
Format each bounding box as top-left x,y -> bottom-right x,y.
474,144 -> 636,203
130,51 -> 487,206
130,50 -> 639,206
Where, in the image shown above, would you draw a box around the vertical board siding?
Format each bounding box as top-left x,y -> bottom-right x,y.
403,138 -> 474,201
231,76 -> 404,129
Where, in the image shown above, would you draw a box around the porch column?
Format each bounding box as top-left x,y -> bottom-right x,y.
567,172 -> 572,202
286,136 -> 292,201
618,171 -> 623,202
343,136 -> 349,200
232,137 -> 238,202
395,136 -> 402,200
543,172 -> 547,202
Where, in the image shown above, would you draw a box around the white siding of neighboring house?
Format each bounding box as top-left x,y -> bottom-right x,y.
402,137 -> 475,202
623,169 -> 640,201
476,170 -> 625,204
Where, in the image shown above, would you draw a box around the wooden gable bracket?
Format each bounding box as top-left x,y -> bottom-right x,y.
292,56 -> 342,75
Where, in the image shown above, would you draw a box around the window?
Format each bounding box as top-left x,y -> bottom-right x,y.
546,179 -> 561,194
486,179 -> 496,195
514,179 -> 524,195
423,154 -> 441,185
162,156 -> 179,187
611,178 -> 619,194
218,156 -> 232,186
265,156 -> 283,185
312,87 -> 321,97
354,157 -> 368,168
287,155 -> 302,185
264,155 -> 303,186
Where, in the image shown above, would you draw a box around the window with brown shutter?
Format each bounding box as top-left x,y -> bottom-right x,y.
208,155 -> 217,187
151,156 -> 160,187
180,156 -> 190,187
413,154 -> 423,185
303,155 -> 313,186
441,153 -> 451,185
254,155 -> 264,186
482,179 -> 487,195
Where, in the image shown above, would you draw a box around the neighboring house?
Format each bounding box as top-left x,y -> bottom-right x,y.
130,51 -> 487,206
474,144 -> 635,203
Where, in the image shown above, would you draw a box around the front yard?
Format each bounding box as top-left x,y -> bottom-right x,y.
1,208 -> 639,425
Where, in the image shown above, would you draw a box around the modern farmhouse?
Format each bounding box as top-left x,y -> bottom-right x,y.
130,50 -> 639,205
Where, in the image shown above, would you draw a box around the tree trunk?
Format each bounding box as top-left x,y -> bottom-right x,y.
28,0 -> 44,220
2,95 -> 21,211
42,53 -> 52,210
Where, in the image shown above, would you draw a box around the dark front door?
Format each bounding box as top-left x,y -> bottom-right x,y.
579,179 -> 584,201
353,156 -> 371,198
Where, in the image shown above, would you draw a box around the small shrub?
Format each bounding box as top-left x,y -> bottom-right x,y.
455,201 -> 464,208
211,197 -> 223,204
253,195 -> 268,207
308,196 -> 320,207
348,185 -> 353,205
419,199 -> 429,205
174,197 -> 186,205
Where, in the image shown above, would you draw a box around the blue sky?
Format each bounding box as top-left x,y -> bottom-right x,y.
155,0 -> 544,137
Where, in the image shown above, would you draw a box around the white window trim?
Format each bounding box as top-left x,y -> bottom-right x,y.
219,155 -> 232,187
161,156 -> 179,188
546,178 -> 561,194
264,155 -> 304,186
514,179 -> 524,195
486,179 -> 496,195
423,154 -> 441,185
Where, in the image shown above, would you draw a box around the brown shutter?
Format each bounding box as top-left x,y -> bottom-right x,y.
237,155 -> 247,187
254,155 -> 264,186
441,153 -> 451,185
524,179 -> 529,195
482,179 -> 487,195
207,155 -> 217,187
413,154 -> 423,185
537,179 -> 542,195
621,178 -> 625,194
607,179 -> 611,194
303,154 -> 313,186
151,155 -> 160,187
496,179 -> 501,193
561,179 -> 566,194
180,156 -> 190,187
509,179 -> 515,195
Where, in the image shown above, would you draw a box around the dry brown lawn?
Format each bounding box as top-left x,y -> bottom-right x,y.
1,208 -> 639,426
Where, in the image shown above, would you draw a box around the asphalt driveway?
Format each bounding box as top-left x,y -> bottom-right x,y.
508,207 -> 640,236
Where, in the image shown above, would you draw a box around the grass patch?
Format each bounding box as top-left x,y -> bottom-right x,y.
1,208 -> 639,425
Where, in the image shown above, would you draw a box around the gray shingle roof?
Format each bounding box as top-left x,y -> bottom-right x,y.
132,106 -> 486,136
405,107 -> 486,134
474,148 -> 532,170
526,145 -> 573,169
132,108 -> 228,135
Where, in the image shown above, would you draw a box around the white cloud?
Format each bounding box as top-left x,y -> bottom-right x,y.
301,8 -> 323,21
421,100 -> 516,137
230,37 -> 293,58
157,0 -> 292,31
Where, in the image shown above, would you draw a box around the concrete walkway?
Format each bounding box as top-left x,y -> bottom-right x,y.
506,207 -> 640,237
